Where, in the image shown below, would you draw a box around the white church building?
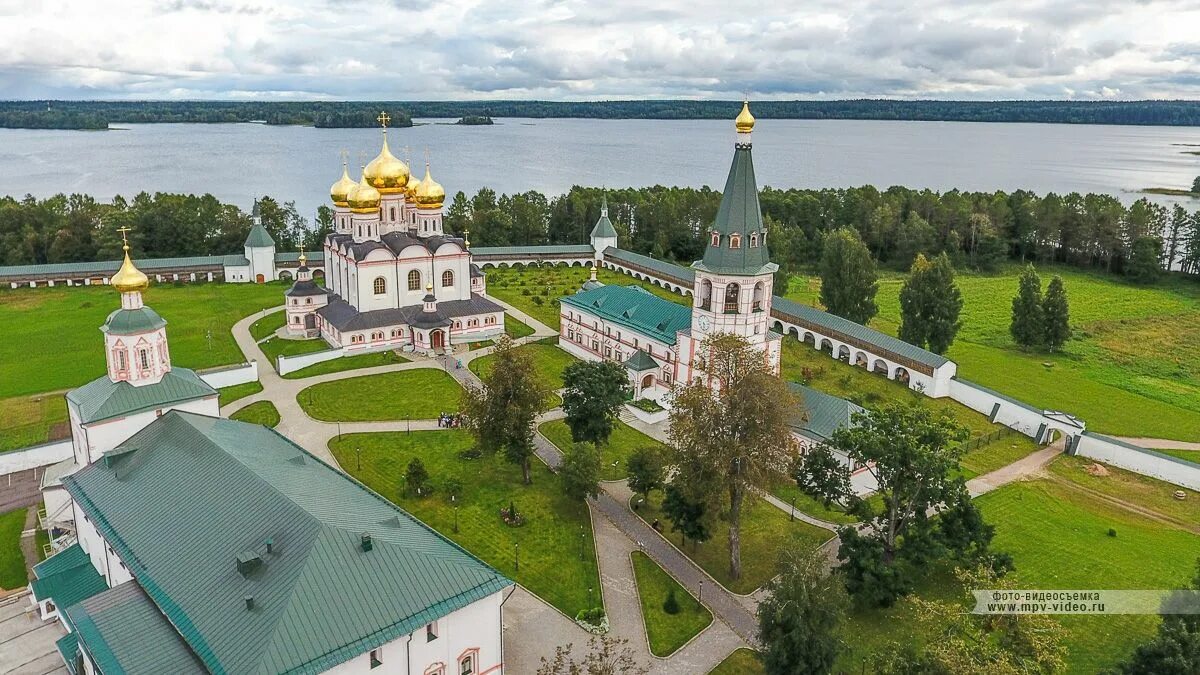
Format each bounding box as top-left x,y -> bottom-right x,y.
30,246 -> 512,675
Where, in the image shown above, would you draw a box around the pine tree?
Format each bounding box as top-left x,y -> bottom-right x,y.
1126,236 -> 1163,284
819,228 -> 879,325
898,253 -> 962,355
1010,265 -> 1044,349
1042,276 -> 1071,352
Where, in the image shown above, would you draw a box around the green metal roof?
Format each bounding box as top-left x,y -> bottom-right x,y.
62,411 -> 511,675
30,544 -> 108,612
694,144 -> 776,276
787,384 -> 864,441
590,196 -> 618,240
244,221 -> 275,249
471,244 -> 595,258
64,582 -> 206,675
34,541 -> 91,579
561,285 -> 692,346
65,367 -> 217,425
623,349 -> 659,371
0,254 -> 239,279
604,248 -> 696,285
771,296 -> 950,371
275,251 -> 324,263
100,307 -> 167,336
56,633 -> 80,675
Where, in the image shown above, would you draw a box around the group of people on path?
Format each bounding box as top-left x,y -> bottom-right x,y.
438,412 -> 461,428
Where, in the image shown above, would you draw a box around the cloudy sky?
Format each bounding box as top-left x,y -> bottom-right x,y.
1,0 -> 1199,100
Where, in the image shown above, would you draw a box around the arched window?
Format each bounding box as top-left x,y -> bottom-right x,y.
710,231 -> 720,247
724,283 -> 740,314
442,270 -> 454,287
305,297 -> 312,305
698,279 -> 712,311
115,350 -> 127,372
752,281 -> 765,312
390,207 -> 396,221
729,232 -> 742,249
373,277 -> 386,295
749,232 -> 759,248
293,316 -> 300,324
407,270 -> 421,291
371,331 -> 384,340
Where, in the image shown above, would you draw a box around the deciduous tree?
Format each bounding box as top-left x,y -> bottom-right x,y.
898,253 -> 963,355
819,228 -> 879,325
627,446 -> 665,502
661,482 -> 712,550
536,636 -> 647,675
560,442 -> 601,502
561,360 -> 630,447
757,548 -> 849,675
668,334 -> 798,580
461,336 -> 549,484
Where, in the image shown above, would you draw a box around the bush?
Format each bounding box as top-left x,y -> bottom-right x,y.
405,457 -> 430,497
532,296 -> 545,305
1108,528 -> 1118,538
457,447 -> 483,460
662,588 -> 680,615
521,288 -> 531,296
443,477 -> 464,501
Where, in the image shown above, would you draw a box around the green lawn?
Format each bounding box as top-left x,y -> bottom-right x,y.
469,342 -> 578,391
505,314 -> 535,339
249,311 -> 286,341
538,419 -> 667,481
0,393 -> 68,454
1049,455 -> 1200,525
1151,448 -> 1200,465
709,648 -> 764,675
0,281 -> 285,398
217,381 -> 263,407
630,550 -> 712,657
632,491 -> 832,594
298,370 -> 462,421
229,401 -> 280,428
768,483 -> 859,525
329,431 -> 602,617
485,265 -> 689,330
282,350 -> 409,379
258,337 -> 331,370
0,508 -> 28,590
786,266 -> 1200,439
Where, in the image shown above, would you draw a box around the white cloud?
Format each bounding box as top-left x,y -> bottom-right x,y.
0,0 -> 1197,99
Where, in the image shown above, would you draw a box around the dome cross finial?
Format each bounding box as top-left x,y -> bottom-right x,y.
117,225 -> 132,251
377,111 -> 391,128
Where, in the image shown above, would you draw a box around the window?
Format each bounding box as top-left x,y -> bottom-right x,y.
698,279 -> 712,311
615,350 -> 623,362
710,231 -> 720,246
426,622 -> 439,642
139,349 -> 150,370
305,298 -> 312,305
390,207 -> 396,221
371,331 -> 384,340
459,654 -> 475,675
752,282 -> 765,312
292,299 -> 298,305
373,277 -> 386,295
408,270 -> 421,291
370,648 -> 382,669
293,316 -> 300,324
724,283 -> 740,314
442,270 -> 454,287
749,232 -> 759,248
604,345 -> 612,358
730,233 -> 742,249
116,350 -> 127,371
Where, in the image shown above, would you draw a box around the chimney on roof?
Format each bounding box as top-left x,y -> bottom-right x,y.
265,538 -> 274,555
361,533 -> 373,552
244,595 -> 254,611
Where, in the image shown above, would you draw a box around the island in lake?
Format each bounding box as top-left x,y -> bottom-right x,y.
456,115 -> 494,125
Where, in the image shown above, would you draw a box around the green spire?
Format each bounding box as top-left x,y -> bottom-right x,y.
694,144 -> 775,276
590,193 -> 617,240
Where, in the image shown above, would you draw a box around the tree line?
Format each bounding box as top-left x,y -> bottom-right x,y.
5,100 -> 1200,128
0,102 -> 413,129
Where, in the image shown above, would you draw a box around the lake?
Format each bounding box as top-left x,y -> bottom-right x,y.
1,118 -> 1198,222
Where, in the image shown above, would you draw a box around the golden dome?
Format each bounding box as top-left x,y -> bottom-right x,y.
405,172 -> 422,200
112,245 -> 149,293
347,169 -> 382,213
413,164 -> 445,209
363,132 -> 410,194
735,100 -> 755,133
329,162 -> 357,207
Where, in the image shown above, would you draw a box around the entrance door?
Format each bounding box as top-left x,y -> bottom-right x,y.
256,274 -> 265,283
431,330 -> 445,349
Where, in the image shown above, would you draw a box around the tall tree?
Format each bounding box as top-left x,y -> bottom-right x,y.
1115,558 -> 1200,675
757,548 -> 849,675
1010,265 -> 1044,350
627,446 -> 665,503
560,442 -> 602,502
1042,275 -> 1071,352
537,636 -> 647,675
561,360 -> 630,447
668,334 -> 797,581
461,336 -> 549,484
819,228 -> 879,325
660,481 -> 712,549
1126,236 -> 1163,284
794,404 -> 991,607
898,253 -> 963,355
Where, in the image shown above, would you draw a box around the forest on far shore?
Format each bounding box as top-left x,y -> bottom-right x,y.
4,99 -> 1200,129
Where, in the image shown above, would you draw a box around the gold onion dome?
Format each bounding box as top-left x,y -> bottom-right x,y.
414,164 -> 445,209
364,133 -> 410,194
405,171 -> 422,200
329,163 -> 357,207
735,100 -> 755,133
348,170 -> 382,213
112,245 -> 149,293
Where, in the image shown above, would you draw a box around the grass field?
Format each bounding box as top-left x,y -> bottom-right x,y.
1049,455 -> 1200,525
505,314 -> 535,339
258,337 -> 331,370
229,401 -> 280,428
469,342 -> 578,391
1155,448 -> 1200,464
249,311 -> 286,341
538,419 -> 667,481
0,281 -> 284,398
0,508 -> 27,590
282,350 -> 409,379
709,648 -> 764,675
630,551 -> 712,657
0,393 -> 68,454
298,370 -> 462,421
217,381 -> 263,407
329,431 -> 602,617
632,491 -> 832,594
786,266 -> 1200,439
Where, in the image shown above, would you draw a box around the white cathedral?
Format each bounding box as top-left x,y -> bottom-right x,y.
285,120 -> 503,352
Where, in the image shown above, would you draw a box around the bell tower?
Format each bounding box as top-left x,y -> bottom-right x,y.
103,228 -> 173,386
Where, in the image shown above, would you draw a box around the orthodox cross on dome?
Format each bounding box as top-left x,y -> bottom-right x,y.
117,225 -> 132,249
377,111 -> 391,128
339,148 -> 349,166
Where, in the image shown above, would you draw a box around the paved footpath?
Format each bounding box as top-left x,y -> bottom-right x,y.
1116,437 -> 1200,452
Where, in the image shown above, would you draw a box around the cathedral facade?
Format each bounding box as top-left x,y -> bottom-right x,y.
287,123 -> 504,352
